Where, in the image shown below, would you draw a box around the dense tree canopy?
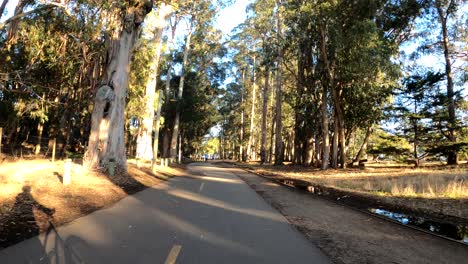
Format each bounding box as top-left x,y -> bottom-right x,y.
0,0 -> 466,171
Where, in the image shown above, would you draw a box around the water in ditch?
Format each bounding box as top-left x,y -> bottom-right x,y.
370,208 -> 468,245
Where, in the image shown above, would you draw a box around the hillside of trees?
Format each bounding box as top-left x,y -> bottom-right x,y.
0,0 -> 466,172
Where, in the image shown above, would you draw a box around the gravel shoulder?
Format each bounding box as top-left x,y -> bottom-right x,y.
226,165 -> 468,264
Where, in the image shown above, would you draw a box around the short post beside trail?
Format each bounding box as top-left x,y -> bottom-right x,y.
108,158 -> 116,176
52,138 -> 56,162
63,158 -> 72,185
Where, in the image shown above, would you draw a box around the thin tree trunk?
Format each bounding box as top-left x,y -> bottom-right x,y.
240,71 -> 245,161
178,133 -> 182,164
436,1 -> 457,165
331,110 -> 338,168
261,67 -> 270,164
152,89 -> 163,168
352,125 -> 372,165
170,18 -> 194,160
269,116 -> 276,164
319,25 -> 331,170
274,0 -> 284,165
136,3 -> 173,161
247,56 -> 256,161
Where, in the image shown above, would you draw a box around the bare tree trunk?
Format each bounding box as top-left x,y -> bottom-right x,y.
319,25 -> 331,170
331,110 -> 338,168
170,18 -> 194,160
274,0 -> 284,165
136,3 -> 173,161
304,135 -> 314,166
162,18 -> 177,160
436,1 -> 457,165
240,71 -> 245,161
247,56 -> 257,161
84,2 -> 153,171
261,67 -> 270,164
152,89 -> 162,168
269,116 -> 276,164
352,125 -> 372,165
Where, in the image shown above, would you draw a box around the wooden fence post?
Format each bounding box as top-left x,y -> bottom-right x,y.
52,138 -> 56,162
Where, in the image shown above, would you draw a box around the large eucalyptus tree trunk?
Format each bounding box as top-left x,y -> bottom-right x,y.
136,3 -> 173,161
170,18 -> 194,161
84,1 -> 152,172
274,0 -> 284,165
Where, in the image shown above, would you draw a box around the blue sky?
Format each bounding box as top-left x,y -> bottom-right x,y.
214,0 -> 251,36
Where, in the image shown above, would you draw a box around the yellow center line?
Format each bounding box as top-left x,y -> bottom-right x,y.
164,244 -> 182,264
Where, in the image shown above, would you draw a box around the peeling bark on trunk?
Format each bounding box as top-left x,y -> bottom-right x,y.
84,1 -> 153,172
136,4 -> 173,161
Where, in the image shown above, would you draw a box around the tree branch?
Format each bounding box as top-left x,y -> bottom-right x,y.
0,2 -> 72,30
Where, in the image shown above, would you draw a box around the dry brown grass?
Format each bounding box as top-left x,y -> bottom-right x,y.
251,163 -> 468,199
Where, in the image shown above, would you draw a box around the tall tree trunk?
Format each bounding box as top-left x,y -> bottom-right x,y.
260,67 -> 270,164
162,18 -> 177,160
274,0 -> 284,165
319,25 -> 332,170
136,3 -> 173,161
332,86 -> 346,169
240,71 -> 246,161
436,1 -> 457,165
170,18 -> 193,160
293,47 -> 305,165
84,1 -> 153,171
247,56 -> 257,161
